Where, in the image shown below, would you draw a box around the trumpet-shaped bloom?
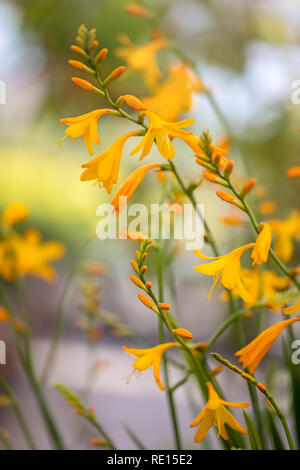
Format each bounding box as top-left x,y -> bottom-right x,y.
194,244 -> 254,303
236,316 -> 300,373
1,203 -> 28,227
283,297 -> 300,315
0,229 -> 64,282
123,342 -> 177,390
115,34 -> 167,88
142,63 -> 205,121
269,211 -> 300,262
60,109 -> 116,156
81,131 -> 138,194
111,163 -> 162,212
251,222 -> 272,265
190,383 -> 249,442
130,111 -> 194,160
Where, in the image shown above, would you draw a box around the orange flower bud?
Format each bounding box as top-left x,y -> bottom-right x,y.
124,4 -> 150,18
173,328 -> 193,339
106,66 -> 126,83
0,307 -> 10,323
137,293 -> 157,311
88,40 -> 99,52
70,45 -> 88,58
71,77 -> 103,95
91,438 -> 106,446
210,365 -> 223,376
203,171 -> 218,182
145,281 -> 152,289
286,166 -> 300,178
130,275 -> 144,289
142,252 -> 147,260
292,267 -> 300,275
69,60 -> 94,74
159,302 -> 171,310
140,265 -> 147,273
130,259 -> 139,273
135,250 -> 140,260
216,190 -> 236,204
241,178 -> 257,198
224,160 -> 234,176
121,94 -> 146,110
95,48 -> 108,63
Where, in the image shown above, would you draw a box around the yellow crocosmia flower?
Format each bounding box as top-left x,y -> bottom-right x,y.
0,229 -> 65,282
142,63 -> 205,122
269,211 -> 300,262
115,34 -> 167,88
236,316 -> 300,373
194,244 -> 255,303
111,163 -> 162,212
190,383 -> 249,442
283,297 -> 300,315
251,222 -> 272,265
1,203 -> 28,227
241,268 -> 290,311
60,109 -> 116,156
130,111 -> 194,160
81,131 -> 139,194
123,342 -> 177,390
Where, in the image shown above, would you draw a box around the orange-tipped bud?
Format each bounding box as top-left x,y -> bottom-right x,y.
173,328 -> 193,339
71,77 -> 104,95
224,160 -> 234,177
95,48 -> 108,63
88,40 -> 99,52
210,365 -> 223,377
145,281 -> 152,289
121,94 -> 146,110
286,166 -> 300,178
241,178 -> 257,198
195,157 -> 215,171
216,190 -> 236,204
292,267 -> 300,275
142,252 -> 147,260
124,4 -> 150,18
130,275 -> 145,289
203,171 -> 218,183
106,66 -> 126,84
69,60 -> 95,74
140,265 -> 147,273
135,250 -> 140,260
0,307 -> 10,323
137,293 -> 157,312
130,259 -> 139,274
70,45 -> 88,58
91,438 -> 107,446
159,302 -> 171,311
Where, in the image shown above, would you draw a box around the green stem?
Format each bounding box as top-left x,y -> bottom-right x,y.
0,378 -> 36,449
156,243 -> 182,450
211,353 -> 295,450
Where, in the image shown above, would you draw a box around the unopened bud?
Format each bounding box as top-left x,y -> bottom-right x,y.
224,160 -> 234,177
104,66 -> 126,85
241,178 -> 257,198
145,281 -> 152,289
129,275 -> 145,289
88,40 -> 99,52
124,4 -> 150,18
130,259 -> 139,274
69,60 -> 95,74
70,45 -> 89,59
172,328 -> 193,339
158,302 -> 170,311
203,171 -> 228,187
137,293 -> 157,312
71,77 -> 104,96
140,265 -> 147,274
95,48 -> 108,64
216,190 -> 236,204
120,94 -> 146,110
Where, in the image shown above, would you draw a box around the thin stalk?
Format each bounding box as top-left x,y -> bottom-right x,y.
0,378 -> 36,449
156,242 -> 182,450
211,353 -> 295,450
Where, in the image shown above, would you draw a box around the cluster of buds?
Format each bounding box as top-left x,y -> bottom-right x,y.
129,240 -> 194,341
195,130 -> 258,211
69,24 -> 126,97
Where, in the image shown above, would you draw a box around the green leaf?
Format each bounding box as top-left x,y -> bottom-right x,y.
242,410 -> 263,450
122,423 -> 147,450
266,409 -> 285,450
